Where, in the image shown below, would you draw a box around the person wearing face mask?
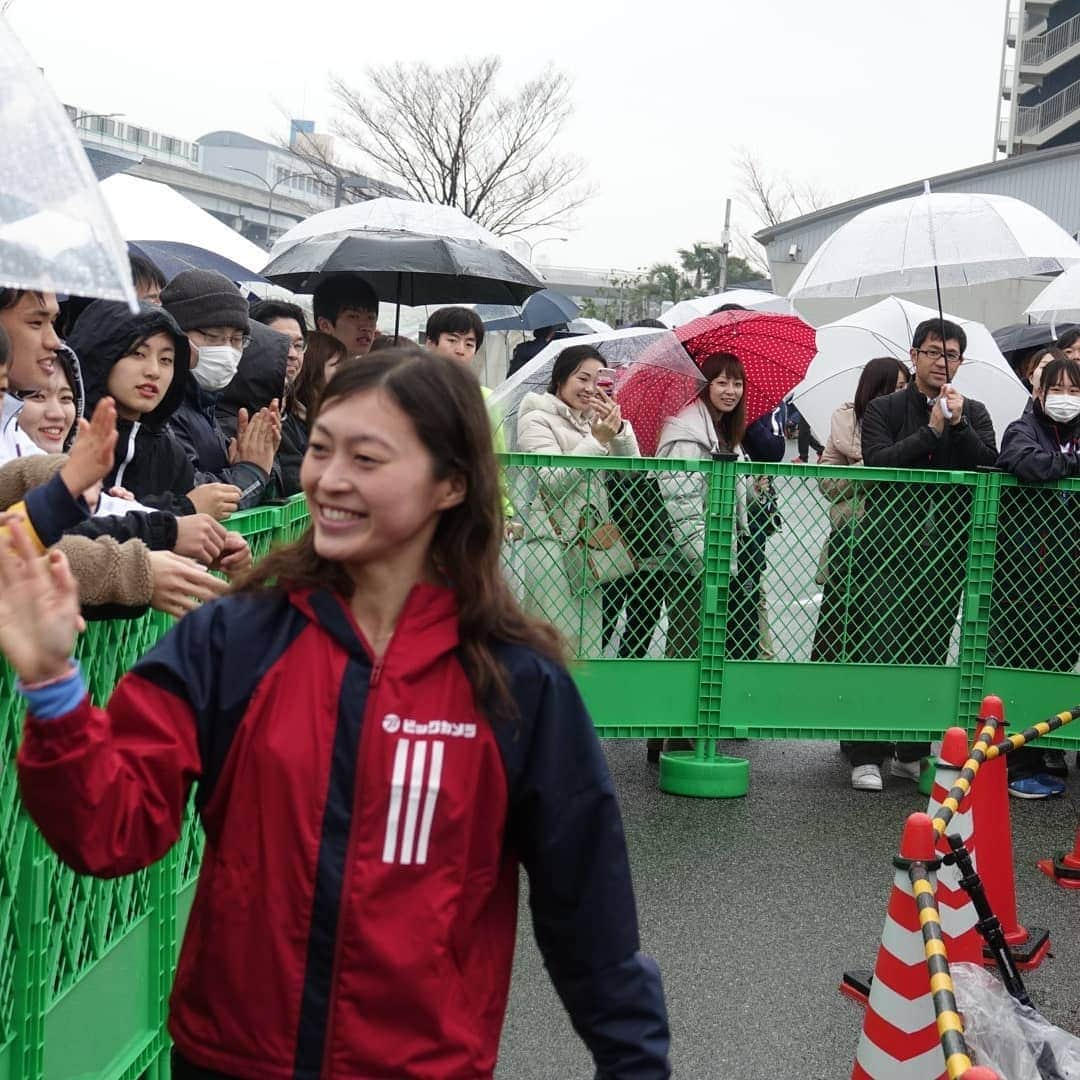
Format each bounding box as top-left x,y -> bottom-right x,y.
161,270 -> 281,510
989,352 -> 1080,797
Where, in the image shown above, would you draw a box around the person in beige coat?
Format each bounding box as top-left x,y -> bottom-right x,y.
514,344 -> 639,654
809,356 -> 911,791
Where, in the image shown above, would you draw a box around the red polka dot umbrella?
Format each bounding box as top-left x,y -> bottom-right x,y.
676,309 -> 817,425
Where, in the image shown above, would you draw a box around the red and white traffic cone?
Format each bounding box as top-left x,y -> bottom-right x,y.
852,812 -> 947,1080
971,696 -> 1050,969
926,726 -> 984,967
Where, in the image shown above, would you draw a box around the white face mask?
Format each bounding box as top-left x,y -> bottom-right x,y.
1043,393 -> 1080,424
191,345 -> 242,392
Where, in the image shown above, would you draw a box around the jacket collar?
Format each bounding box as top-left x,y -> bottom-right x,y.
291,584 -> 460,673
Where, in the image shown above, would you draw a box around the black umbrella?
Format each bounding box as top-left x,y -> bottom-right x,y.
478,289 -> 580,331
991,322 -> 1075,359
261,231 -> 545,339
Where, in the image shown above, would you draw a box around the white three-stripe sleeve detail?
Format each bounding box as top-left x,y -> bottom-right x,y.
415,741 -> 445,866
399,740 -> 428,865
382,739 -> 411,864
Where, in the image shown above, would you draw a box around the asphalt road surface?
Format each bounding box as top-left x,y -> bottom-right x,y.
496,738 -> 1080,1079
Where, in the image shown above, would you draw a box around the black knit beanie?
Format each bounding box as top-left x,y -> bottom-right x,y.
160,269 -> 250,333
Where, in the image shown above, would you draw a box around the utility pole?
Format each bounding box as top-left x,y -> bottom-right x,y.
717,198 -> 732,294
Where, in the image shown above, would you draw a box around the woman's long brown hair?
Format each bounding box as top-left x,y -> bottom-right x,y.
698,352 -> 747,450
236,346 -> 565,719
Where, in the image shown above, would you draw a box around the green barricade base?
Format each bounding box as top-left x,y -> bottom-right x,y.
658,749 -> 750,798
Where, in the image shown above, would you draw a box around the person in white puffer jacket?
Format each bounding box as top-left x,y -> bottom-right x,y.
655,353 -> 762,663
515,344 -> 639,653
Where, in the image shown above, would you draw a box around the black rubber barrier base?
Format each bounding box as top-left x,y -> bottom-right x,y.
839,969 -> 872,1006
985,926 -> 1050,970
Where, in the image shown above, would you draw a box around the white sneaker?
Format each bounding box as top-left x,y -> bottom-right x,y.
890,758 -> 922,783
851,764 -> 883,791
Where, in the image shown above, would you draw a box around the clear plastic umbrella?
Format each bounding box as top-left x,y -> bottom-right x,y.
792,297 -> 1029,443
1024,262 -> 1080,326
0,19 -> 135,306
488,327 -> 704,452
789,190 -> 1080,300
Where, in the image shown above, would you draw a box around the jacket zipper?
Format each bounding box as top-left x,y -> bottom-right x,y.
114,421 -> 140,488
318,613 -> 403,1076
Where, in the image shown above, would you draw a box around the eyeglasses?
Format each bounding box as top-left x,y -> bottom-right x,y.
192,329 -> 250,350
916,348 -> 962,364
290,338 -> 307,353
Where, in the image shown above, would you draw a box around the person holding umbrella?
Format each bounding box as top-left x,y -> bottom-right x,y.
515,344 -> 641,655
844,319 -> 997,790
508,323 -> 566,378
313,274 -> 379,358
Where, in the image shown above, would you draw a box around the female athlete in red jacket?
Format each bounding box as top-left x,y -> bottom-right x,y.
1,347 -> 670,1080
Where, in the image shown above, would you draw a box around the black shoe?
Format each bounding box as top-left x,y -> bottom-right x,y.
1042,749 -> 1069,779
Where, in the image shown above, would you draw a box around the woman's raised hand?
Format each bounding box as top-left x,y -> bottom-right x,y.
0,519 -> 84,683
590,391 -> 622,445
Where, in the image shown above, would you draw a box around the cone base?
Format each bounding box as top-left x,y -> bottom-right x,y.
983,926 -> 1050,970
658,751 -> 749,798
1038,855 -> 1080,889
839,969 -> 872,1006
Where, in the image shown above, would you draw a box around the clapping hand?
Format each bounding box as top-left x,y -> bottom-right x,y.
59,398 -> 118,498
0,519 -> 83,683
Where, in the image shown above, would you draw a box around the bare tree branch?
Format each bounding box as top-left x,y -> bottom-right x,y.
329,57 -> 592,235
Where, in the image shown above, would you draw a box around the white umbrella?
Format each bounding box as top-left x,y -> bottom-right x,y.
1024,262 -> 1080,325
790,191 -> 1080,300
270,197 -> 499,257
660,289 -> 793,327
99,174 -> 269,277
568,317 -> 613,334
0,19 -> 135,306
792,297 -> 1029,444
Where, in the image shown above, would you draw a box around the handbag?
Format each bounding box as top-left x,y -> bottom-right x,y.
581,518 -> 637,583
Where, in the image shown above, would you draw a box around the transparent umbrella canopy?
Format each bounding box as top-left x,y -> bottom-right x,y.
791,297 -> 1028,443
0,20 -> 135,306
487,326 -> 703,452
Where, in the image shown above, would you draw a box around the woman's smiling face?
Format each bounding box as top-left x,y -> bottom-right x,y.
16,367 -> 76,452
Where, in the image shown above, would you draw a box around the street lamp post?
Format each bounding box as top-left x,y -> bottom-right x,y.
522,236 -> 568,261
227,166 -> 312,243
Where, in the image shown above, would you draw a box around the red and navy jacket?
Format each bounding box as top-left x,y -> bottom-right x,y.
17,584 -> 670,1080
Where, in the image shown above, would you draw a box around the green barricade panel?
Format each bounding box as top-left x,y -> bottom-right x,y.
0,663 -> 22,1066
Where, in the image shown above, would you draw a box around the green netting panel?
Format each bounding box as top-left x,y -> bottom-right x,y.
986,480 -> 1080,675
743,464 -> 977,666
0,664 -> 23,1055
176,798 -> 204,895
278,493 -> 311,544
503,460 -> 706,659
227,503 -> 283,562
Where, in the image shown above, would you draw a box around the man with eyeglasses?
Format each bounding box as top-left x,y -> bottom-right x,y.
838,319 -> 997,792
162,270 -> 281,511
250,300 -> 307,392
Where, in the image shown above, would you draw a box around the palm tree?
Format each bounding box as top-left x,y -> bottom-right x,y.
677,243 -> 714,291
647,263 -> 694,303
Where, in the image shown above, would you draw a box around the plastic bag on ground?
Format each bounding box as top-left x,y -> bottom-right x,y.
952,962 -> 1080,1079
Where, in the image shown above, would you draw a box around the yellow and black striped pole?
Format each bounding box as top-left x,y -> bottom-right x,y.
909,861 -> 972,1080
931,705 -> 1080,838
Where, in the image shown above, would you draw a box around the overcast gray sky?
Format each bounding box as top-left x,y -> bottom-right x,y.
11,0 -> 1006,272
